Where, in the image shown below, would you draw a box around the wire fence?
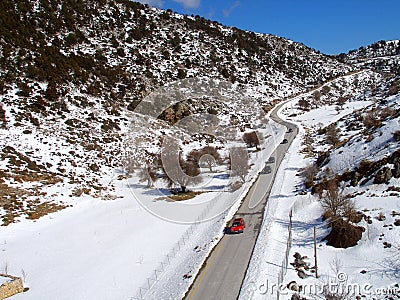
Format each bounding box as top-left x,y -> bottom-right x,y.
132,191 -> 219,300
277,209 -> 293,300
276,196 -> 317,300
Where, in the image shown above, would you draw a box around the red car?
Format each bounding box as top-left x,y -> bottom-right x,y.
229,218 -> 245,234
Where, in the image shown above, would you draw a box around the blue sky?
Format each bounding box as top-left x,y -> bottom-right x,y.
139,0 -> 400,54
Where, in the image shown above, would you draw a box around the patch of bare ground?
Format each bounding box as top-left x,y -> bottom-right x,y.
1,146 -> 67,226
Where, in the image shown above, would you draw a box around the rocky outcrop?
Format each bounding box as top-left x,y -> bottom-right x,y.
374,167 -> 392,184
392,158 -> 400,178
324,218 -> 364,248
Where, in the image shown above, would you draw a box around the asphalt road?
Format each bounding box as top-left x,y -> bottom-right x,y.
184,103 -> 298,300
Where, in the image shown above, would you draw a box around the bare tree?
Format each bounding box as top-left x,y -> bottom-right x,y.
229,147 -> 249,183
329,256 -> 343,277
318,178 -> 351,220
164,157 -> 201,193
138,165 -> 158,188
337,96 -> 346,110
298,99 -> 310,111
199,146 -> 221,172
382,243 -> 400,278
243,131 -> 260,150
187,149 -> 201,165
161,138 -> 202,193
313,90 -> 321,105
302,163 -> 317,189
363,109 -> 380,129
342,198 -> 357,222
124,156 -> 138,175
187,146 -> 221,172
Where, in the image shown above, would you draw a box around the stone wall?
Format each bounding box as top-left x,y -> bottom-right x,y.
0,274 -> 24,300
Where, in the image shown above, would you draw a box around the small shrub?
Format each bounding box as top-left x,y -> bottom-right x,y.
302,163 -> 317,189
116,48 -> 125,57
357,160 -> 373,176
363,110 -> 381,129
377,212 -> 386,221
127,99 -> 141,111
177,68 -> 187,79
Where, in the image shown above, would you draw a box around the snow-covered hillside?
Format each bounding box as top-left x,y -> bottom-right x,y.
0,1 -> 399,300
337,39 -> 400,75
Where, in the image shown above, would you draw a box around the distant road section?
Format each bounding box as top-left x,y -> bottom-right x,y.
184,101 -> 298,300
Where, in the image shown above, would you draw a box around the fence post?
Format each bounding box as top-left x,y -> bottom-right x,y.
314,226 -> 318,278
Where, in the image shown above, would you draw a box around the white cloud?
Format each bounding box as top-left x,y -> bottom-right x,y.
137,0 -> 164,7
222,0 -> 240,17
172,0 -> 201,9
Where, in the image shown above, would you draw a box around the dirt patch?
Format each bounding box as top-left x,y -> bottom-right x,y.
156,191 -> 203,201
1,147 -> 65,225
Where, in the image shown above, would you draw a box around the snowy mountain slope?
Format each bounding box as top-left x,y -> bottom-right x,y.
0,1 -> 398,299
337,39 -> 400,75
0,0 -> 356,225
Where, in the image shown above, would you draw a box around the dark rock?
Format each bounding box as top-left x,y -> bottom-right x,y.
390,150 -> 400,164
316,151 -> 330,168
383,242 -> 392,248
374,167 -> 392,184
324,218 -> 364,248
350,177 -> 359,186
358,159 -> 389,180
287,281 -> 300,291
297,269 -> 308,279
340,170 -> 357,183
357,160 -> 374,176
291,294 -> 301,300
294,258 -> 307,268
392,160 -> 400,178
293,252 -> 302,260
90,163 -> 100,172
394,219 -> 400,226
377,213 -> 386,221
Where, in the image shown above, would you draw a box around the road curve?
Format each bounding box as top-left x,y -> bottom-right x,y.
184,101 -> 298,300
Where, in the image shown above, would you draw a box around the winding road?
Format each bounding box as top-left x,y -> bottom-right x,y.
184,101 -> 298,300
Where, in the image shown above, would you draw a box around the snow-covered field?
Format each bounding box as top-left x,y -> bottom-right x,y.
1,176 -> 191,299
241,91 -> 400,299
0,110 -> 287,300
